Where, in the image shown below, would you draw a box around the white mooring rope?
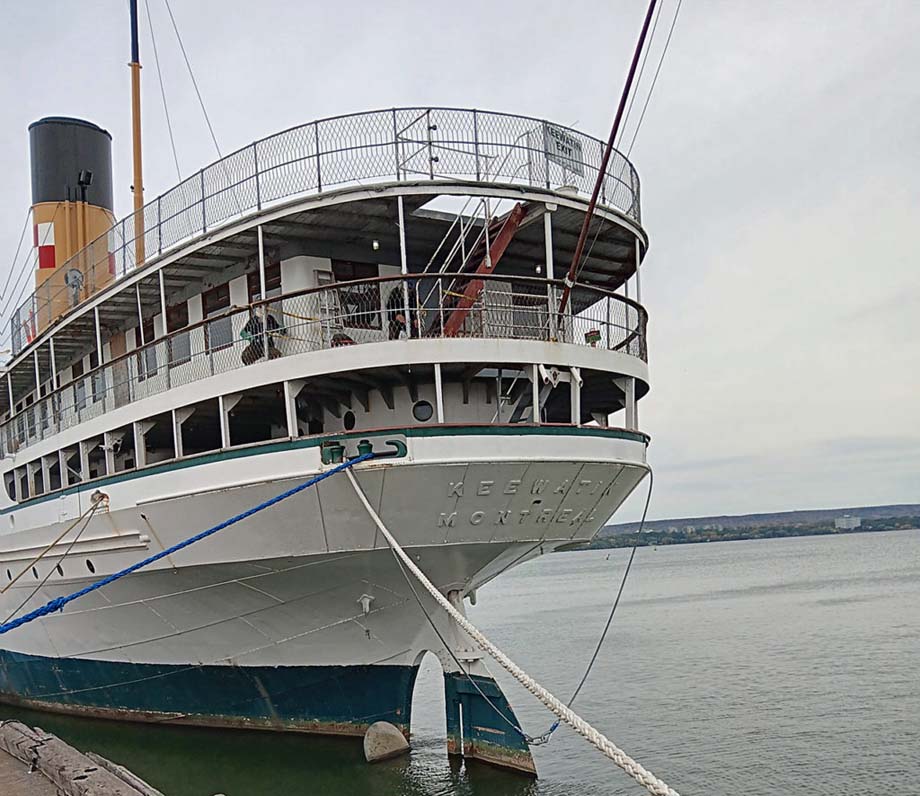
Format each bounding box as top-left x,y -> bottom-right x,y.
346,469 -> 679,796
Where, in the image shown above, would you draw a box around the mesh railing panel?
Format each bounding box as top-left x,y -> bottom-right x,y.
1,276 -> 646,456
7,108 -> 641,356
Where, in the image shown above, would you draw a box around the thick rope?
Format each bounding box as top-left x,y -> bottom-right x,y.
0,454 -> 372,635
346,468 -> 679,796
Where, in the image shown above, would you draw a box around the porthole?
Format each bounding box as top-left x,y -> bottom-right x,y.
32,567 -> 38,580
412,400 -> 434,422
343,410 -> 356,431
86,559 -> 95,574
5,569 -> 10,582
56,564 -> 64,577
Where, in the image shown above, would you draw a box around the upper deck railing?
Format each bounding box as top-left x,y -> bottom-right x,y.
7,107 -> 641,357
1,274 -> 647,457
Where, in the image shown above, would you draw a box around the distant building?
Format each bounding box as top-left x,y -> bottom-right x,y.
835,515 -> 861,531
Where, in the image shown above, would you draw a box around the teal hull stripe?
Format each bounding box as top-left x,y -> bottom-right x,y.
3,425 -> 646,514
0,649 -> 418,731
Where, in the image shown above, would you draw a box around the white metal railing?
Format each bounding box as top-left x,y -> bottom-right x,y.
1,275 -> 646,457
7,108 -> 641,356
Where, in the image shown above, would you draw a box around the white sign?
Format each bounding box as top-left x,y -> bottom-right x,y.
543,123 -> 585,176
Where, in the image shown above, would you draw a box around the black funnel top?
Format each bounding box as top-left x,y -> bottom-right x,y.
29,117 -> 114,211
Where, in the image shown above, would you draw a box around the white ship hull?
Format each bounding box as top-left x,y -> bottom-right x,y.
0,427 -> 646,771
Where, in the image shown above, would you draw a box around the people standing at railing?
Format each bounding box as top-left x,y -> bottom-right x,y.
240,308 -> 284,364
385,285 -> 420,340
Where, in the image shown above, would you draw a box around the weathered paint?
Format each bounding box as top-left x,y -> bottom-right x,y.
444,671 -> 536,775
0,649 -> 419,737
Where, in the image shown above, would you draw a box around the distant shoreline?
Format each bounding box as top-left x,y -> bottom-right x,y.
575,520 -> 920,550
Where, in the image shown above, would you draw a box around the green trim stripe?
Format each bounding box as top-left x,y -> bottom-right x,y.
3,425 -> 646,514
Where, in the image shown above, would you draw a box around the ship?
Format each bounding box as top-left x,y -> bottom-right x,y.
0,6 -> 651,777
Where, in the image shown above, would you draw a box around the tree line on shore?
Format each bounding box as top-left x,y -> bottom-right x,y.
579,516 -> 920,550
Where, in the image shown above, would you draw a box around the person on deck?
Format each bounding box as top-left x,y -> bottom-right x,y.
385,284 -> 421,339
240,309 -> 284,364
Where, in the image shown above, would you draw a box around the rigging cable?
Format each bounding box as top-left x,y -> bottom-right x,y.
0,204 -> 61,342
162,0 -> 223,158
0,210 -> 32,301
346,467 -> 678,796
568,0 -> 685,291
568,468 -> 652,706
616,0 -> 665,149
624,0 -> 684,158
0,454 -> 372,635
1,501 -> 102,625
144,0 -> 182,180
557,0 -> 659,317
530,466 -> 653,746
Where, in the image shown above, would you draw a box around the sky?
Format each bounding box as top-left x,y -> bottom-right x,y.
0,1 -> 917,520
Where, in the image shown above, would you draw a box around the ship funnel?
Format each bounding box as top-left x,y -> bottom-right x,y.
26,117 -> 116,339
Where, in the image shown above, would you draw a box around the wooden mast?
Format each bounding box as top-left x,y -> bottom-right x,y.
557,0 -> 657,316
129,0 -> 145,266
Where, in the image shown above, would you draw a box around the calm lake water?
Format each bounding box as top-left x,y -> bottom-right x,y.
7,530 -> 919,795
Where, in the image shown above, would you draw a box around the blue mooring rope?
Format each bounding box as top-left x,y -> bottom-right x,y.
0,452 -> 374,636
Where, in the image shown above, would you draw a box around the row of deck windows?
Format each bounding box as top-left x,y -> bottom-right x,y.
2,370 -> 308,504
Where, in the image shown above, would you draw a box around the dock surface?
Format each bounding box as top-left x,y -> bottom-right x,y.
0,719 -> 165,795
0,750 -> 58,795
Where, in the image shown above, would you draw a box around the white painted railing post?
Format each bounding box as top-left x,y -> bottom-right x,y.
635,235 -> 642,305
397,197 -> 412,336
532,363 -> 540,423
434,363 -> 445,422
544,204 -> 557,339
258,225 -> 269,361
614,376 -> 637,430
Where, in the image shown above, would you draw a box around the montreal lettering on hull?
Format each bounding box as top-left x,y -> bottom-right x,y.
437,475 -> 621,527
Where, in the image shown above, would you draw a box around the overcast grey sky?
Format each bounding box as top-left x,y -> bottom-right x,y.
0,1 -> 917,520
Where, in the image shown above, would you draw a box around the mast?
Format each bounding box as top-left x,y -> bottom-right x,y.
129,0 -> 145,265
557,0 -> 657,316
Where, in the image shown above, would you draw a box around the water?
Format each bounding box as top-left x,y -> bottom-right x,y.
7,530 -> 919,795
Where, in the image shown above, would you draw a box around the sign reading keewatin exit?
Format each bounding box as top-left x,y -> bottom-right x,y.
543,123 -> 585,176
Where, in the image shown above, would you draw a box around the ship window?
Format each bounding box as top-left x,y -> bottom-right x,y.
5,570 -> 10,582
25,394 -> 36,438
72,358 -> 87,410
343,410 -> 356,431
3,471 -> 14,500
46,456 -> 62,491
84,437 -> 107,479
137,318 -> 158,380
63,448 -> 82,486
167,302 -> 191,365
248,264 -> 282,301
203,284 -> 232,352
332,261 -> 377,282
32,567 -> 38,580
86,559 -> 95,574
142,412 -> 177,465
412,400 -> 434,422
88,351 -> 104,404
109,426 -> 136,473
227,384 -> 287,446
56,564 -> 64,577
30,461 -> 44,496
16,466 -> 28,501
292,387 -> 322,437
180,399 -> 222,456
